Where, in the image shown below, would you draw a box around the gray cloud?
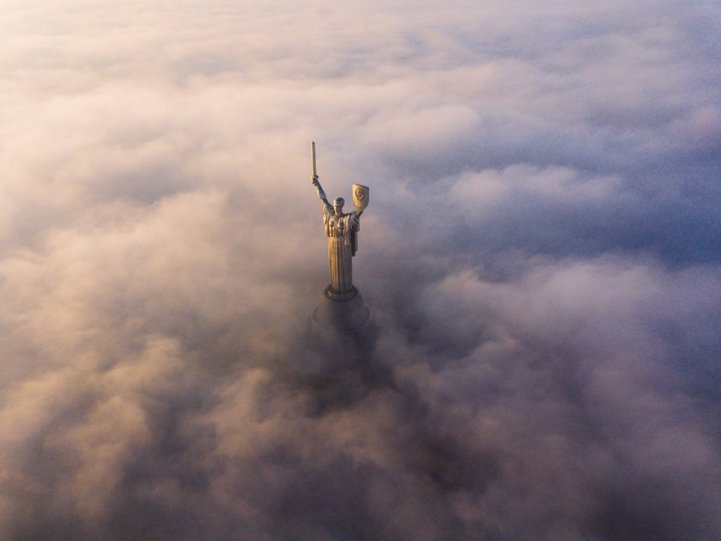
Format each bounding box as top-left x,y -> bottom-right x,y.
1,1 -> 720,540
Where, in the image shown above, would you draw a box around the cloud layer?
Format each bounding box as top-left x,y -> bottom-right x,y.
1,1 -> 721,539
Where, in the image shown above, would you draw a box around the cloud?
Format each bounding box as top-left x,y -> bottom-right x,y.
1,0 -> 720,539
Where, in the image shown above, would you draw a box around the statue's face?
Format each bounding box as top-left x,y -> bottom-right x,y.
333,198 -> 344,216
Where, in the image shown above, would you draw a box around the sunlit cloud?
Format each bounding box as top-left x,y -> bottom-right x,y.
1,1 -> 720,539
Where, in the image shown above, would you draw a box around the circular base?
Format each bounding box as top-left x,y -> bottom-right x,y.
324,285 -> 358,301
312,286 -> 371,331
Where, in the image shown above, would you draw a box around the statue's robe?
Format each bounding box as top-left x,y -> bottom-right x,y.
322,206 -> 359,294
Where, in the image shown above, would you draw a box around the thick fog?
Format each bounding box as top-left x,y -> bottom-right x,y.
1,1 -> 721,539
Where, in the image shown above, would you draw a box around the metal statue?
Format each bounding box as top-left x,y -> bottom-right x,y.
311,142 -> 369,298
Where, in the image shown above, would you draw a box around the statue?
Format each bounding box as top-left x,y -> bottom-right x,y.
311,142 -> 369,300
309,143 -> 371,332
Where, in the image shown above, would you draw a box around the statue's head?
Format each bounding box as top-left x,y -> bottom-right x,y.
333,197 -> 345,216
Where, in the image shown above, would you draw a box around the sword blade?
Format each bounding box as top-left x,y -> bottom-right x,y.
312,141 -> 317,177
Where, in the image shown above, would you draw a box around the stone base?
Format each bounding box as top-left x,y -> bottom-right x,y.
311,286 -> 371,331
303,287 -> 381,409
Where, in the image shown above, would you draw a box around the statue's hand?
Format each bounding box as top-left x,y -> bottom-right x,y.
312,174 -> 319,186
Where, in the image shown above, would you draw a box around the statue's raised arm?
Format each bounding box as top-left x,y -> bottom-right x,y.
313,174 -> 333,212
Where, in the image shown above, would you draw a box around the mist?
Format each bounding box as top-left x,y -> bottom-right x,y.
1,1 -> 720,539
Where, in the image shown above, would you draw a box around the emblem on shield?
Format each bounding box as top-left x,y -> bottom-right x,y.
352,184 -> 369,214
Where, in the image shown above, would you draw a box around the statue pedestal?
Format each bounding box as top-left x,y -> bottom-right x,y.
302,286 -> 381,410
311,286 -> 371,331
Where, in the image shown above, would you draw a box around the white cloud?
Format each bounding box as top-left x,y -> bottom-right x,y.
1,0 -> 720,539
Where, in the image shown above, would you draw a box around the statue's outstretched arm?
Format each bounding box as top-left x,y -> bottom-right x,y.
350,212 -> 360,229
313,175 -> 333,211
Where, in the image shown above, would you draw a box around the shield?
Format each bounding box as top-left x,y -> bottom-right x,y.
352,184 -> 370,214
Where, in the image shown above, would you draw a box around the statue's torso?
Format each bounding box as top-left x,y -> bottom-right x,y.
323,207 -> 356,238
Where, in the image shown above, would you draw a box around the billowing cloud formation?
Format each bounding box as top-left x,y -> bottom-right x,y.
1,1 -> 721,539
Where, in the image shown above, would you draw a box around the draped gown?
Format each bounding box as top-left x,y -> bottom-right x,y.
322,205 -> 359,294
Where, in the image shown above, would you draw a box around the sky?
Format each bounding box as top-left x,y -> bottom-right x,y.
1,0 -> 721,539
